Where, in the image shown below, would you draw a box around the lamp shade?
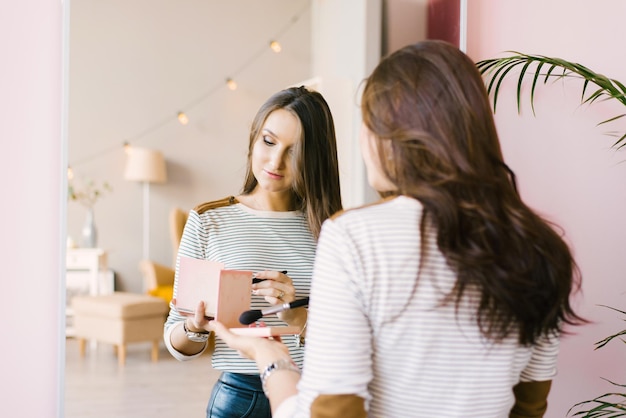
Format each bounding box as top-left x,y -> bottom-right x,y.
124,147 -> 167,183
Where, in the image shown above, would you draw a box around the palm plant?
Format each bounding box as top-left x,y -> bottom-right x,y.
476,53 -> 626,417
476,52 -> 626,150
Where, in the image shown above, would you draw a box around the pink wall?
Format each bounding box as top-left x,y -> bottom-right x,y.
0,0 -> 65,416
2,1 -> 624,416
467,1 -> 626,416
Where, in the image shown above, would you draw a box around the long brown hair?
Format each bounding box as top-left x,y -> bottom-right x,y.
242,86 -> 342,239
361,40 -> 585,345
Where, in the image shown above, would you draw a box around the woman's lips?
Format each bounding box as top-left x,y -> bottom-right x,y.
264,169 -> 283,180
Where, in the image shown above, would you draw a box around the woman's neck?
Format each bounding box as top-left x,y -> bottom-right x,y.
238,190 -> 294,212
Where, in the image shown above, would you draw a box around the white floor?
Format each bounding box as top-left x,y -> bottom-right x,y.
64,336 -> 220,418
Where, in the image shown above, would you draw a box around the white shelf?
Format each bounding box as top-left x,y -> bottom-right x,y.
66,248 -> 113,337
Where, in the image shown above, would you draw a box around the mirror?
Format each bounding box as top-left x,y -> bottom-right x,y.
65,0 -> 313,415
64,0 -> 465,415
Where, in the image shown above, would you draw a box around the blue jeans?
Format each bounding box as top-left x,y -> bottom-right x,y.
206,372 -> 271,418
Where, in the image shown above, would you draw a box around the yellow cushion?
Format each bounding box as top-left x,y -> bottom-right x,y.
148,285 -> 174,303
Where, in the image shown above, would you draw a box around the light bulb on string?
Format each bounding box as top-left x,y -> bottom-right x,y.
123,142 -> 131,154
177,111 -> 189,125
269,40 -> 282,53
67,166 -> 74,180
226,78 -> 238,91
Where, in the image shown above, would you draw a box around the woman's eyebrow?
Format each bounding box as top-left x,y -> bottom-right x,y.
262,128 -> 278,137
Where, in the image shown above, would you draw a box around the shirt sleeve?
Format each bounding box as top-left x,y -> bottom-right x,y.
519,332 -> 560,382
162,210 -> 209,361
293,218 -> 373,416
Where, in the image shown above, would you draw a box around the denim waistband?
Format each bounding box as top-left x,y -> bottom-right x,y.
219,372 -> 263,392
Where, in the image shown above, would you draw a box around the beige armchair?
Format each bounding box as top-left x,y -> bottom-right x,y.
139,207 -> 188,302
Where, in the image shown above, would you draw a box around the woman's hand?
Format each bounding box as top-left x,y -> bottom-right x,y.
251,270 -> 294,303
173,298 -> 212,333
209,320 -> 291,371
210,320 -> 301,412
169,298 -> 211,355
251,270 -> 306,325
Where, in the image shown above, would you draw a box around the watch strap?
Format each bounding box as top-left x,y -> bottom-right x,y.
183,320 -> 209,343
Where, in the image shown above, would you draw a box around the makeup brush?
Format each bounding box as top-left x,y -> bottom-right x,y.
239,297 -> 310,325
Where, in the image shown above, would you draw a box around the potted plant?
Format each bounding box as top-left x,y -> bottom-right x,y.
476,53 -> 626,416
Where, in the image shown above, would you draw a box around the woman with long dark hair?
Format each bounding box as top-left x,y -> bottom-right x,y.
208,41 -> 585,418
164,86 -> 342,418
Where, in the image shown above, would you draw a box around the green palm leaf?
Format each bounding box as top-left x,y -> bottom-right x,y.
476,52 -> 626,149
594,305 -> 626,349
567,391 -> 626,417
564,306 -> 626,417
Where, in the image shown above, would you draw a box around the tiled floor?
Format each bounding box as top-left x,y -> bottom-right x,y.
64,336 -> 220,418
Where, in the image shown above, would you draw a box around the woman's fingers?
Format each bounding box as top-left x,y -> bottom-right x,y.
210,320 -> 291,364
189,300 -> 209,331
210,321 -> 256,358
251,270 -> 294,302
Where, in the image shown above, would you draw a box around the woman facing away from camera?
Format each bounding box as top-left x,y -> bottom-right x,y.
208,40 -> 586,418
163,86 -> 342,418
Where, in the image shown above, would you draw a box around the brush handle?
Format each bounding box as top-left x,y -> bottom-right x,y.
252,270 -> 288,283
261,297 -> 310,315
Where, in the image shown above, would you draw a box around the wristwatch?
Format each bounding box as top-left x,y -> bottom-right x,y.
183,320 -> 209,343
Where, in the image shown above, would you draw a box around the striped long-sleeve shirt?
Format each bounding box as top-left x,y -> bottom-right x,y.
276,195 -> 559,418
164,197 -> 315,373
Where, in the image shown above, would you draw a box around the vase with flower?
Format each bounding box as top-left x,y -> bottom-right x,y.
68,177 -> 111,248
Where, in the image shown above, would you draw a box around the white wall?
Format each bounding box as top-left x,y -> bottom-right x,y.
310,0 -> 381,208
0,0 -> 64,416
467,1 -> 626,416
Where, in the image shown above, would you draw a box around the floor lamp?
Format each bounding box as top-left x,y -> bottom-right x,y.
124,147 -> 167,262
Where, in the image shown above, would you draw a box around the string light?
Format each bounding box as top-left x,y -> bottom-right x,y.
269,40 -> 282,53
177,111 -> 189,125
68,2 -> 310,169
67,166 -> 74,180
226,78 -> 238,91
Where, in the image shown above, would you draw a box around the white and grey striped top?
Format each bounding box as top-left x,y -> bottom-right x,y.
164,199 -> 315,374
277,196 -> 559,418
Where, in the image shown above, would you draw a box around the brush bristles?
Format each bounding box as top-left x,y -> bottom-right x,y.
239,310 -> 263,325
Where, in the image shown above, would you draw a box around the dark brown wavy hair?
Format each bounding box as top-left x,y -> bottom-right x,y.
242,86 -> 342,239
360,40 -> 585,345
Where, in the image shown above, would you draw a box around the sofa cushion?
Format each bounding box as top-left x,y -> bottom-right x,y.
72,291 -> 169,319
